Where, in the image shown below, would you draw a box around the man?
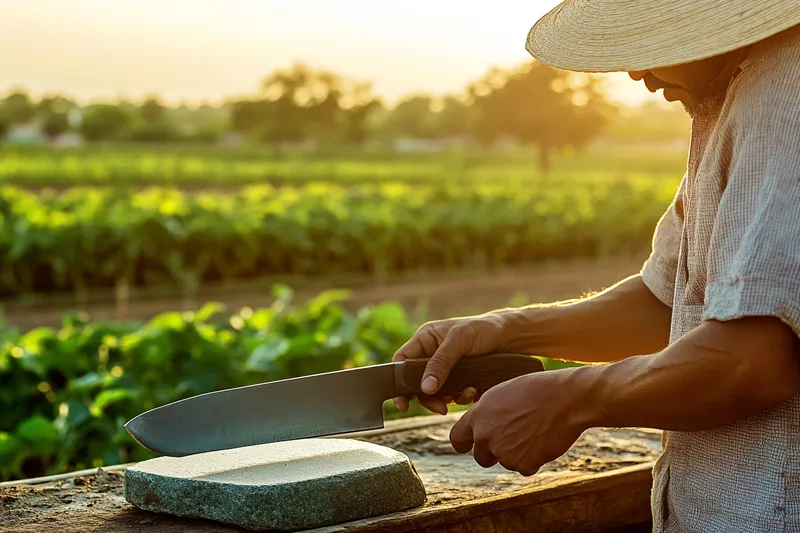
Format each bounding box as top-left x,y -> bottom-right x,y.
393,2 -> 800,531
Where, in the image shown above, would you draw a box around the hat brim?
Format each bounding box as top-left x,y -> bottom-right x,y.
526,0 -> 800,73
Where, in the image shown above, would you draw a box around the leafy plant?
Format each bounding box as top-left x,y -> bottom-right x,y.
0,178 -> 675,297
0,287 -> 422,481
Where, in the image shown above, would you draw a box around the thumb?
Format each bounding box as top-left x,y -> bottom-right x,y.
421,332 -> 468,394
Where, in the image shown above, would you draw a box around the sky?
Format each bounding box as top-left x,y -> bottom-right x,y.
0,0 -> 657,107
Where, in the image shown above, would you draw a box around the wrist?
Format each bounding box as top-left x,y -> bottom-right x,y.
495,306 -> 559,356
564,364 -> 609,430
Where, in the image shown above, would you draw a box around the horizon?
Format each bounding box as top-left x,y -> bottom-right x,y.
1,0 -> 660,108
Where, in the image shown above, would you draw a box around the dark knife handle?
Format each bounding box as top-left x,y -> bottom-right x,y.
399,353 -> 545,398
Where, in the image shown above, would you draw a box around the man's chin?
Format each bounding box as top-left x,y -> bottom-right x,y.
662,88 -> 694,116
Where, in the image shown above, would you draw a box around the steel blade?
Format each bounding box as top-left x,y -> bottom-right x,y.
125,362 -> 401,456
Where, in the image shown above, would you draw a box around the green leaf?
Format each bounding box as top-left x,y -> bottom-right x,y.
92,388 -> 138,412
146,311 -> 186,331
65,399 -> 91,426
69,372 -> 104,393
246,338 -> 290,373
271,284 -> 294,305
194,301 -> 225,323
368,302 -> 408,330
15,415 -> 60,455
0,432 -> 21,461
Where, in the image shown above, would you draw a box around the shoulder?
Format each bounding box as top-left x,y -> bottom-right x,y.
729,26 -> 800,115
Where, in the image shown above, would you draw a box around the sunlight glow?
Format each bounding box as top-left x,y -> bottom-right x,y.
0,0 -> 657,106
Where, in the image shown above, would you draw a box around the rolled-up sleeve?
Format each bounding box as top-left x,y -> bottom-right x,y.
703,63 -> 800,337
641,178 -> 685,308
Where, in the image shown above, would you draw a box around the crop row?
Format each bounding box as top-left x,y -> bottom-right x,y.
0,178 -> 676,298
0,146 -> 685,187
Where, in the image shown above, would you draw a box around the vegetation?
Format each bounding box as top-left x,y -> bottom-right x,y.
0,60 -> 637,172
0,288 -> 418,481
0,144 -> 686,188
0,286 -> 582,482
0,176 -> 678,299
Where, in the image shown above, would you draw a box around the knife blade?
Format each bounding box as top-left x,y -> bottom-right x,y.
124,353 -> 544,456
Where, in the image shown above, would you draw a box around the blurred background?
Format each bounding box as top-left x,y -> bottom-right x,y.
0,0 -> 688,481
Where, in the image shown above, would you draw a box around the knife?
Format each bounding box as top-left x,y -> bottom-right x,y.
124,353 -> 544,456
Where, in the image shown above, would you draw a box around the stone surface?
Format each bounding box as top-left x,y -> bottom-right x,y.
123,438 -> 427,531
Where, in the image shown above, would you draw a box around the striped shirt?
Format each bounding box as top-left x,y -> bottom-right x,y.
641,25 -> 800,533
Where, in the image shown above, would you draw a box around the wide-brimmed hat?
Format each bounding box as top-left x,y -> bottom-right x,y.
526,0 -> 800,72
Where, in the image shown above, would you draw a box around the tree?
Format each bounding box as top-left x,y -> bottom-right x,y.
140,96 -> 165,123
383,95 -> 438,139
339,82 -> 381,145
41,112 -> 70,139
1,91 -> 36,125
79,104 -> 133,142
433,95 -> 476,138
472,62 -> 614,172
0,116 -> 8,141
230,63 -> 378,146
131,96 -> 179,142
37,96 -> 74,139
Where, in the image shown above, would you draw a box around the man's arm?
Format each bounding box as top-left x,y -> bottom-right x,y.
504,273 -> 672,363
448,316 -> 800,476
580,316 -> 800,430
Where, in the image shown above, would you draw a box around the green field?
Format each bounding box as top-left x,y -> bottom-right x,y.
0,145 -> 685,481
0,287 -> 578,482
0,176 -> 678,298
0,144 -> 687,187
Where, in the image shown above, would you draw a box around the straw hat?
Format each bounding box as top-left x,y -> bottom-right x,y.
526,0 -> 800,72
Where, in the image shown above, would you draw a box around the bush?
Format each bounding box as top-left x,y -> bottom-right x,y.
0,179 -> 673,297
0,286 -> 419,481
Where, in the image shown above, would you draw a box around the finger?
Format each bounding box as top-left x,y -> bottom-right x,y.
518,467 -> 540,477
393,325 -> 441,362
472,440 -> 498,469
419,397 -> 448,415
449,410 -> 475,454
393,396 -> 409,412
498,460 -> 516,473
454,387 -> 477,405
422,330 -> 471,394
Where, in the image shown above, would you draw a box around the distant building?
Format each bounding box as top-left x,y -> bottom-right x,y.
52,132 -> 85,149
392,136 -> 474,153
6,123 -> 46,145
217,132 -> 247,148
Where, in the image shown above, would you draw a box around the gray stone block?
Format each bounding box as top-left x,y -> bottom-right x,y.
124,438 -> 427,531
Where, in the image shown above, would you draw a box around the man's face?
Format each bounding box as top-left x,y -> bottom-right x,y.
627,53 -> 736,115
628,67 -> 693,105
628,64 -> 702,114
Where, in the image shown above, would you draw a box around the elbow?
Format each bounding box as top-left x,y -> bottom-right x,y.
729,349 -> 800,411
702,317 -> 800,413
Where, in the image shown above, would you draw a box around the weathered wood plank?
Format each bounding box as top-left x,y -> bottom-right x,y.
1,415 -> 660,533
309,463 -> 655,533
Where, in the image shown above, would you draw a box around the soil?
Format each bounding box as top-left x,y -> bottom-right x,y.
0,417 -> 661,533
2,256 -> 643,330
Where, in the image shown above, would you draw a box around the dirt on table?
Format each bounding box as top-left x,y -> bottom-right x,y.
0,417 -> 661,533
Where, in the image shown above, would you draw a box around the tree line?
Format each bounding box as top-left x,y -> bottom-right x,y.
1,61 -> 622,170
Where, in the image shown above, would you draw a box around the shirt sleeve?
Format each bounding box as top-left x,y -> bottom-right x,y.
703,53 -> 800,337
641,177 -> 685,308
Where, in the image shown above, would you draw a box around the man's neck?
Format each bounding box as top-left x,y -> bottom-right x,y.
688,47 -> 752,117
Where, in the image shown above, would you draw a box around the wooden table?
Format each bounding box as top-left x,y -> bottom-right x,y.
1,414 -> 660,533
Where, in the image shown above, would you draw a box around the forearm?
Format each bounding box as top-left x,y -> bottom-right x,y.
500,275 -> 672,363
576,317 -> 800,431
